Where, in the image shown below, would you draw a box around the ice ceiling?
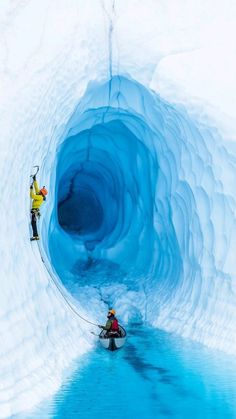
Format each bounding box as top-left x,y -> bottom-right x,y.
50,77 -> 182,281
1,0 -> 236,416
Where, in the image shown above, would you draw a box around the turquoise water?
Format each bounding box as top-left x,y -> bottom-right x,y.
21,326 -> 236,419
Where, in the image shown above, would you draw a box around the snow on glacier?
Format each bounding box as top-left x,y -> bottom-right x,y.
1,0 -> 236,416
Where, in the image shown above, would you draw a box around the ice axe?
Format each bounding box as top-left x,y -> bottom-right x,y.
90,330 -> 101,337
30,165 -> 39,186
30,165 -> 39,179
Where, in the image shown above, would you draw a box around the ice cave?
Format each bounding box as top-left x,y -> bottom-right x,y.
1,1 -> 236,418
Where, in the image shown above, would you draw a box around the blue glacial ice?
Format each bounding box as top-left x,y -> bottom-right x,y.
47,74 -> 236,345
1,0 -> 236,416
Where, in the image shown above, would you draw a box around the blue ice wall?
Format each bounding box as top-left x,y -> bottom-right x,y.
47,76 -> 235,328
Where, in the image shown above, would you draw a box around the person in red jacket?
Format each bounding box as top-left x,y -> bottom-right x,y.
99,309 -> 120,337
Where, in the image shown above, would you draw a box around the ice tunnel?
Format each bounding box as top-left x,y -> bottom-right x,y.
43,75 -> 236,342
48,76 -> 183,288
1,0 -> 236,416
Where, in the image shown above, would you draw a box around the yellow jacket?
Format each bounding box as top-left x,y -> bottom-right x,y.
30,180 -> 44,209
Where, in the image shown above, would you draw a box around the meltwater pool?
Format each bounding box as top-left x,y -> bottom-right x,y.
17,326 -> 236,419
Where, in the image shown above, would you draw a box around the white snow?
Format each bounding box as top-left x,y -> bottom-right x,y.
0,0 -> 236,416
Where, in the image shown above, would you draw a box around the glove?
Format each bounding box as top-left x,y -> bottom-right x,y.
98,325 -> 104,329
32,175 -> 36,181
30,185 -> 33,189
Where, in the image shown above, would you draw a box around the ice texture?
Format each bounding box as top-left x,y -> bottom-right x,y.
1,0 -> 236,416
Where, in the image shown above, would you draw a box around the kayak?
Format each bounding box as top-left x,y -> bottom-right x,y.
99,325 -> 127,351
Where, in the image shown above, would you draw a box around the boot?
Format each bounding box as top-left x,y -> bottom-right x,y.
30,236 -> 40,241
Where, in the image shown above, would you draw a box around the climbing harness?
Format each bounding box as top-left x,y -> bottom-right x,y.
31,208 -> 41,218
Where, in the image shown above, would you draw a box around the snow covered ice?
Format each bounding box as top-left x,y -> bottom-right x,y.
1,0 -> 236,417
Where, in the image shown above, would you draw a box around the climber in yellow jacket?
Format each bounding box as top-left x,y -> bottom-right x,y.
30,175 -> 48,240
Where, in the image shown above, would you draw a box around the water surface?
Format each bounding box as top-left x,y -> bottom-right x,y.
18,326 -> 236,418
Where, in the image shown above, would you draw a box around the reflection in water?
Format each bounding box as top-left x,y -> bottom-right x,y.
18,327 -> 236,419
124,342 -> 169,381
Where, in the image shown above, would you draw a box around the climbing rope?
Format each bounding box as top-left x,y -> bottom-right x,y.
37,242 -> 100,327
30,165 -> 99,328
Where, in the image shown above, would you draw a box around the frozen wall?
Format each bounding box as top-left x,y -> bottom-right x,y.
1,0 -> 236,416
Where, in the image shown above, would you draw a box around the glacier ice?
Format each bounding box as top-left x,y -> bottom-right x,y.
1,0 -> 236,416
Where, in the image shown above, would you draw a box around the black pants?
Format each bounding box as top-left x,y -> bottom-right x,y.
31,210 -> 39,237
